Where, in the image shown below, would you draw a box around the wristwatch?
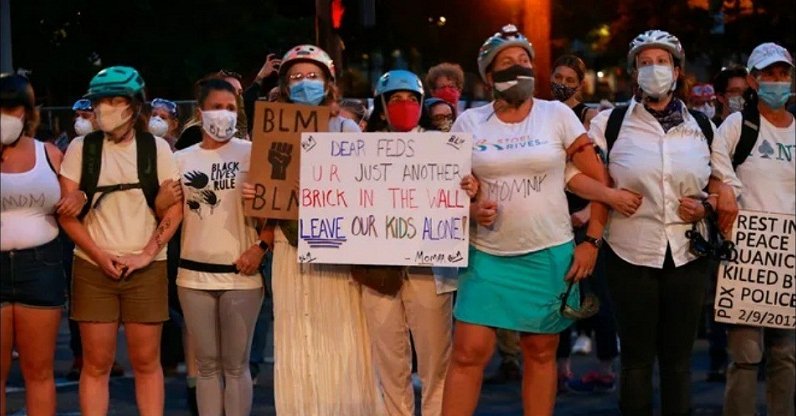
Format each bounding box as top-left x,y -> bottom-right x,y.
583,235 -> 603,249
256,239 -> 270,252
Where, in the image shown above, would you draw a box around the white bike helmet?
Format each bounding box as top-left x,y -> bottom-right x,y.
627,29 -> 684,70
477,24 -> 535,82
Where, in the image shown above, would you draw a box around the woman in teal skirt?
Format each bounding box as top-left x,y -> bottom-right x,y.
441,24 -> 610,415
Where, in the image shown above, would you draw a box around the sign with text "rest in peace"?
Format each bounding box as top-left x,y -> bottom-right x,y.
714,210 -> 796,329
297,132 -> 472,266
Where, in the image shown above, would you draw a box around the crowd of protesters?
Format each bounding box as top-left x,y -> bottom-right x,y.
1,22 -> 794,416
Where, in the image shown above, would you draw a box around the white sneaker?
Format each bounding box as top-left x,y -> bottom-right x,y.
572,335 -> 592,355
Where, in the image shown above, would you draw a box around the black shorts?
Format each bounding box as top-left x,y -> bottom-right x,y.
0,238 -> 66,308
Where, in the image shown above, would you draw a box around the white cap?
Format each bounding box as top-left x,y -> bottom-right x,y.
747,42 -> 794,71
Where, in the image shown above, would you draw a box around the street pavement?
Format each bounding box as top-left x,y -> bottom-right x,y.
5,317 -> 771,415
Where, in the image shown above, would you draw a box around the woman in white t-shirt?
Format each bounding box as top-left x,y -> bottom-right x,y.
588,31 -> 717,415
441,25 -> 609,415
165,78 -> 266,416
244,44 -> 384,415
59,66 -> 183,415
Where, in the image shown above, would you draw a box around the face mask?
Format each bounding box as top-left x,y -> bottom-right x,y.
201,110 -> 237,142
433,86 -> 461,107
694,103 -> 716,119
289,79 -> 326,106
757,81 -> 793,109
95,102 -> 132,133
385,100 -> 421,132
637,65 -> 675,98
551,82 -> 578,102
1,113 -> 24,145
74,117 -> 95,136
727,95 -> 745,113
148,116 -> 169,137
492,65 -> 535,106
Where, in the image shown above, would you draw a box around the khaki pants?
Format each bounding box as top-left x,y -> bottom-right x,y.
362,269 -> 452,416
725,325 -> 795,416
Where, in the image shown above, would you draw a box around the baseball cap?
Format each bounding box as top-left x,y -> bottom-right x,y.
747,42 -> 794,71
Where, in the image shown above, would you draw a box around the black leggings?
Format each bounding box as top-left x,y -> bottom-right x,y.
605,244 -> 708,416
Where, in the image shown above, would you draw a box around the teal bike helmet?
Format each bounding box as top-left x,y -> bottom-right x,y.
374,70 -> 424,100
84,66 -> 146,101
477,24 -> 535,82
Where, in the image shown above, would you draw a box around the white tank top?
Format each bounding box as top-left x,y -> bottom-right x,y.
1,140 -> 61,250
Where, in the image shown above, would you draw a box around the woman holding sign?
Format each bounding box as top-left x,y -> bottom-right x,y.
358,69 -> 465,416
440,24 -> 609,415
710,42 -> 795,416
245,44 -> 384,415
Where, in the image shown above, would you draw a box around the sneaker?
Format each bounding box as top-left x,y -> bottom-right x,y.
567,371 -> 616,394
110,361 -> 125,377
11,350 -> 19,360
66,357 -> 83,381
571,335 -> 592,355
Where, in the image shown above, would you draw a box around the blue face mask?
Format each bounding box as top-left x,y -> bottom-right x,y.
757,81 -> 793,109
289,79 -> 326,106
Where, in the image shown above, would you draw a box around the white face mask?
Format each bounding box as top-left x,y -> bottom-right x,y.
727,95 -> 745,113
694,103 -> 716,119
201,110 -> 237,142
637,65 -> 675,98
74,117 -> 95,136
1,113 -> 24,145
95,102 -> 132,133
148,116 -> 169,137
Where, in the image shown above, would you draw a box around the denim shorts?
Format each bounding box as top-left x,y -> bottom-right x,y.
0,238 -> 66,308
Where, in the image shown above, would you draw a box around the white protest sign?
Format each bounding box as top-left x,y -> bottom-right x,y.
297,132 -> 472,266
714,210 -> 796,329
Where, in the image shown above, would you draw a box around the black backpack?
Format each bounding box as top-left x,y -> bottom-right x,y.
603,105 -> 714,157
603,104 -> 758,169
731,106 -> 761,169
78,130 -> 159,219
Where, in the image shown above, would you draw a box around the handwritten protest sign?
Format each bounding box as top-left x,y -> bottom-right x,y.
245,101 -> 330,219
714,210 -> 796,329
297,132 -> 472,266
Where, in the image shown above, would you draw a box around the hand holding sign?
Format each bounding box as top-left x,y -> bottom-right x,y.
268,142 -> 293,180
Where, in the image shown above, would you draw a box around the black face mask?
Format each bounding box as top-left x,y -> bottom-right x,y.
551,82 -> 578,102
492,65 -> 535,107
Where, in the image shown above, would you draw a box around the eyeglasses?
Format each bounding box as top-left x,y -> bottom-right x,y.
691,84 -> 716,98
218,69 -> 242,81
559,280 -> 600,320
287,72 -> 321,81
150,98 -> 178,117
431,114 -> 454,123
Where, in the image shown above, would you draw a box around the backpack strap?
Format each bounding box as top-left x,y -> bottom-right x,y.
77,131 -> 106,220
687,109 -> 714,146
732,107 -> 760,169
77,131 -> 159,219
135,131 -> 159,213
604,106 -> 629,160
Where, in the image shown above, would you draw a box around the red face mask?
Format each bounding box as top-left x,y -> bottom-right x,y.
386,101 -> 421,132
433,86 -> 461,107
